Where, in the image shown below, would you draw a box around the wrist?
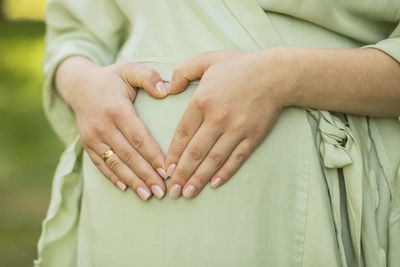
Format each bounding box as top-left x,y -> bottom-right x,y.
55,56 -> 101,109
255,47 -> 304,109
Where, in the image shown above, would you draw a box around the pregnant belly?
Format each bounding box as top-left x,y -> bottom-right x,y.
78,83 -> 323,267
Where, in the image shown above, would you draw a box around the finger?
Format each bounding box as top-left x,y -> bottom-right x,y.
115,102 -> 167,179
85,148 -> 127,192
105,129 -> 167,199
209,138 -> 255,189
117,62 -> 168,98
181,134 -> 241,198
168,53 -> 211,95
165,101 -> 203,178
91,143 -> 153,201
168,122 -> 221,199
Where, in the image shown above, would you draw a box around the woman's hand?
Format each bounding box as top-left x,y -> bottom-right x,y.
165,49 -> 294,199
55,56 -> 170,201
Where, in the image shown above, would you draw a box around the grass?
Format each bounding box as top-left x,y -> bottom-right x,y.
0,18 -> 64,267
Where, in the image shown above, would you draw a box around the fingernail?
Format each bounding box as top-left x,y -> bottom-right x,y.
116,181 -> 127,191
137,187 -> 151,201
167,164 -> 176,177
156,81 -> 168,95
157,167 -> 168,179
210,177 -> 222,188
183,184 -> 196,198
169,184 -> 181,199
151,185 -> 165,199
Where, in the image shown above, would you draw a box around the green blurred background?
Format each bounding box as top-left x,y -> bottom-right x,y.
0,1 -> 65,266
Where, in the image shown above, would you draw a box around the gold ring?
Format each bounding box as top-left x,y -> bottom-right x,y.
102,149 -> 114,162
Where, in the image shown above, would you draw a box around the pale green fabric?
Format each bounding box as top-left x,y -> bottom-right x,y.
35,0 -> 400,266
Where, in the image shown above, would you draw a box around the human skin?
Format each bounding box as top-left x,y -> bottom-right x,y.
55,56 -> 170,201
55,47 -> 400,201
165,47 -> 400,199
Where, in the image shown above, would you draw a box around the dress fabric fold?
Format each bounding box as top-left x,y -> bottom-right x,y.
35,0 -> 400,266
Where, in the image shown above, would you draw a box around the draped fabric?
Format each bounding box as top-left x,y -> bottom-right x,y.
35,0 -> 400,266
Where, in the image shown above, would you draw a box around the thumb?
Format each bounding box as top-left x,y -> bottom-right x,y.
117,62 -> 168,98
168,53 -> 212,95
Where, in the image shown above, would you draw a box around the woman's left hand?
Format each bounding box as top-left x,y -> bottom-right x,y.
165,49 -> 294,199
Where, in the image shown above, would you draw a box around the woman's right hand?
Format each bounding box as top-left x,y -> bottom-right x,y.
55,56 -> 169,201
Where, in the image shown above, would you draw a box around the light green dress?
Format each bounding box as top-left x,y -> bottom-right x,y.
36,0 -> 400,266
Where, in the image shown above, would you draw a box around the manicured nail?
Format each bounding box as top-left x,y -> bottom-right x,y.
137,187 -> 151,201
183,184 -> 196,198
151,185 -> 165,199
157,167 -> 168,179
210,177 -> 222,188
167,164 -> 176,177
116,181 -> 127,191
156,81 -> 168,95
169,184 -> 181,199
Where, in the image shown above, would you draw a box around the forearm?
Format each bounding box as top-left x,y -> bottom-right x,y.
265,47 -> 400,117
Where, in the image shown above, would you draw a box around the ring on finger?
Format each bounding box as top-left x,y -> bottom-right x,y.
102,149 -> 115,162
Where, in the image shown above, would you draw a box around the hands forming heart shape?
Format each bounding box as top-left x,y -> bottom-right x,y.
55,49 -> 286,201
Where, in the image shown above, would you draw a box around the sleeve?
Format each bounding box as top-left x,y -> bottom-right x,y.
43,0 -> 127,146
362,22 -> 400,123
363,23 -> 400,63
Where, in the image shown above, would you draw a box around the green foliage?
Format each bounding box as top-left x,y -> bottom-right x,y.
3,0 -> 47,21
0,20 -> 64,267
